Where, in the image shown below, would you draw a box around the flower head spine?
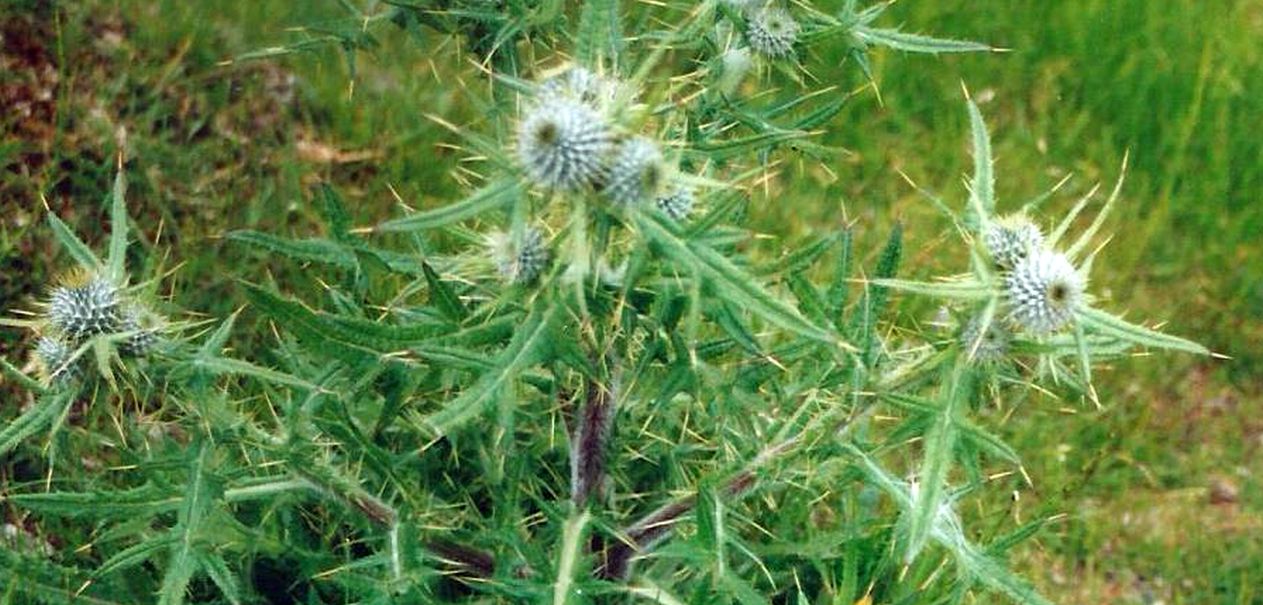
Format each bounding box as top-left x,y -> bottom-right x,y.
490,227 -> 551,284
34,336 -> 78,385
959,314 -> 1010,363
516,97 -> 613,191
655,186 -> 695,220
119,305 -> 159,357
984,214 -> 1044,270
1005,248 -> 1084,334
745,7 -> 799,58
46,273 -> 121,343
604,137 -> 667,206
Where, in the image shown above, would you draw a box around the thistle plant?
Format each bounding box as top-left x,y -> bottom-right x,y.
0,2 -> 1215,605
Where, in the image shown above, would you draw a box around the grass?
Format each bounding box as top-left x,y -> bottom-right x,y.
1,0 -> 1259,603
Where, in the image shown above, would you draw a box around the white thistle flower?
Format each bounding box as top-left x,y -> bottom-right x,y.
745,7 -> 799,58
984,214 -> 1044,270
604,137 -> 667,206
34,336 -> 78,384
1005,248 -> 1084,334
46,273 -> 121,343
489,227 -> 551,284
655,186 -> 695,220
959,315 -> 1010,363
516,97 -> 614,191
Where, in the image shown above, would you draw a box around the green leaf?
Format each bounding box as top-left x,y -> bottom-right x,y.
192,356 -> 319,391
907,361 -> 969,561
636,211 -> 840,347
158,440 -> 220,605
1,356 -> 46,394
855,27 -> 991,54
827,228 -> 854,327
966,98 -> 995,223
107,167 -> 128,283
197,552 -> 243,605
96,535 -> 177,578
423,261 -> 468,321
376,179 -> 519,232
1075,305 -> 1208,355
228,231 -> 356,268
318,183 -> 354,244
953,544 -> 1056,605
424,303 -> 558,435
47,213 -> 102,272
0,389 -> 75,457
881,393 -> 1021,465
575,0 -> 620,68
870,278 -> 992,301
552,509 -> 592,605
244,283 -> 449,356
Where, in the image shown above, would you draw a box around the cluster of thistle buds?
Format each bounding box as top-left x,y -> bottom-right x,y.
958,212 -> 1087,360
32,270 -> 159,385
495,66 -> 699,284
515,66 -> 688,209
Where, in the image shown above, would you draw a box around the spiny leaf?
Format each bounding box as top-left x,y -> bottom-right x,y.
423,261 -> 468,321
870,278 -> 991,301
1076,305 -> 1208,355
575,0 -> 620,68
637,210 -> 841,347
966,97 -> 995,224
158,440 -> 221,605
376,179 -> 519,232
192,356 -> 319,390
855,26 -> 991,54
907,360 -> 969,561
553,509 -> 592,605
243,283 -> 449,355
0,389 -> 75,457
47,213 -> 102,272
424,303 -> 558,436
107,167 -> 128,283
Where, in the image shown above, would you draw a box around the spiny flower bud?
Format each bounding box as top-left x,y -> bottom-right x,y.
959,315 -> 1010,363
604,137 -> 667,206
745,7 -> 799,58
655,186 -> 695,220
1005,249 -> 1084,334
716,47 -> 754,96
118,305 -> 159,357
46,273 -> 121,343
516,97 -> 614,191
34,336 -> 79,385
489,227 -> 551,284
984,214 -> 1044,270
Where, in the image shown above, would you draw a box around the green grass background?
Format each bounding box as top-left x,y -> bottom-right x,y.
2,0 -> 1259,602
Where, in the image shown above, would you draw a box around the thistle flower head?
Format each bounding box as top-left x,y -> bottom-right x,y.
46,272 -> 121,343
489,227 -> 551,284
34,336 -> 78,385
745,6 -> 799,58
516,97 -> 614,191
655,186 -> 695,220
1005,248 -> 1084,334
984,214 -> 1044,270
604,137 -> 668,206
118,305 -> 159,357
959,315 -> 1010,363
